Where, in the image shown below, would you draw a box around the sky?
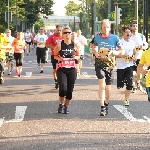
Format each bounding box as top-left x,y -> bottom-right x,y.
52,0 -> 70,16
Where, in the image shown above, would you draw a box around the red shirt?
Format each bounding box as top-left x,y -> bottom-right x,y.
46,33 -> 63,55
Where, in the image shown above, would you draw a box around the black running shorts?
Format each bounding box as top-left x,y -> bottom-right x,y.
117,66 -> 133,90
95,66 -> 114,85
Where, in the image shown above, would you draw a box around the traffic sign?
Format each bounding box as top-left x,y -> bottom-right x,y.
111,11 -> 115,21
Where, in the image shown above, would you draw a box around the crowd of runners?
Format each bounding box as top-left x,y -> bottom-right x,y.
0,19 -> 150,116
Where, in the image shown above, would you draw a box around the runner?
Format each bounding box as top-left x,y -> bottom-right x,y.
5,29 -> 14,75
24,29 -> 32,55
76,29 -> 87,78
12,32 -> 25,77
45,30 -> 53,63
46,25 -> 63,89
89,35 -> 95,66
34,27 -> 48,73
116,27 -> 136,106
0,33 -> 7,84
137,48 -> 150,102
92,19 -> 124,116
130,22 -> 148,93
54,26 -> 80,114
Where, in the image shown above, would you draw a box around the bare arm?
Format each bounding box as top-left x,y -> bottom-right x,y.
54,44 -> 62,61
113,47 -> 125,58
45,43 -> 55,49
137,64 -> 148,75
73,44 -> 80,60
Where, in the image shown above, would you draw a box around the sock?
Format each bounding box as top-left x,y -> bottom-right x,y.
104,102 -> 108,107
101,106 -> 105,111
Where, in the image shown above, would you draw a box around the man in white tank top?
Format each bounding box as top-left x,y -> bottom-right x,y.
24,29 -> 32,55
76,29 -> 87,77
116,27 -> 136,106
130,22 -> 148,93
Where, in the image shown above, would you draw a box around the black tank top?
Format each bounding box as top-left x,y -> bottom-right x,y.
59,40 -> 75,58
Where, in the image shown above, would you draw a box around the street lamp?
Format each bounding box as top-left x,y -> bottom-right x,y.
8,0 -> 10,29
16,0 -> 18,31
143,0 -> 148,42
130,0 -> 138,27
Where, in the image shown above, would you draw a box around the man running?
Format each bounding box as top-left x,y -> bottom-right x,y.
116,27 -> 136,106
130,22 -> 148,93
92,19 -> 124,116
5,29 -> 14,75
24,29 -> 32,55
46,25 -> 63,89
34,27 -> 48,73
76,29 -> 87,78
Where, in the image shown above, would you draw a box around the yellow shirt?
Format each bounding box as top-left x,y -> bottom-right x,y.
139,49 -> 150,87
0,33 -> 8,59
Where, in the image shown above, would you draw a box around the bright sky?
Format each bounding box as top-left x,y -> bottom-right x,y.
52,0 -> 70,16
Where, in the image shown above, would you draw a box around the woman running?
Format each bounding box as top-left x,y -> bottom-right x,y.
12,32 -> 25,77
54,27 -> 80,114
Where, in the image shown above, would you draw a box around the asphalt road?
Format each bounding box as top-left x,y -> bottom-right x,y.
0,48 -> 150,150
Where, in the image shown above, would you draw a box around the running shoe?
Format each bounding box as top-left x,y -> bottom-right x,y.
104,101 -> 109,115
37,64 -> 40,69
124,100 -> 129,106
40,70 -> 43,73
77,73 -> 80,79
0,78 -> 4,85
55,82 -> 59,89
64,107 -> 69,114
58,104 -> 64,113
137,83 -> 142,90
100,109 -> 106,116
100,106 -> 107,116
131,88 -> 136,93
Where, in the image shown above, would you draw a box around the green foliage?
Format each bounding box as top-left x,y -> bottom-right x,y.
0,0 -> 54,32
64,1 -> 81,16
65,0 -> 150,35
34,19 -> 45,33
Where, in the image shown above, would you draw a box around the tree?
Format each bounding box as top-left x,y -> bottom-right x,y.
0,0 -> 54,32
34,19 -> 45,33
65,1 -> 81,16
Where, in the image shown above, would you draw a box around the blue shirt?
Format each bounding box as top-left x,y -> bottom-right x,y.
94,33 -> 122,67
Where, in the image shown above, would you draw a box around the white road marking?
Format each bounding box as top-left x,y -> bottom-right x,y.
5,106 -> 27,123
113,105 -> 147,122
143,116 -> 150,122
81,72 -> 88,77
0,118 -> 4,127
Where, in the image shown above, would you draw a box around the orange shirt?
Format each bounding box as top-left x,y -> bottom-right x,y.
12,38 -> 25,53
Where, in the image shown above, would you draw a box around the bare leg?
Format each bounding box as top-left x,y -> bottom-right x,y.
53,69 -> 57,80
105,85 -> 111,104
125,89 -> 131,100
98,79 -> 106,106
59,96 -> 65,104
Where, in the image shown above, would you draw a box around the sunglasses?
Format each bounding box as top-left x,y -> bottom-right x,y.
40,29 -> 44,30
57,30 -> 62,31
63,32 -> 71,34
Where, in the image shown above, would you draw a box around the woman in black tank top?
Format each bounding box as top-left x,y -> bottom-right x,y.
54,27 -> 80,114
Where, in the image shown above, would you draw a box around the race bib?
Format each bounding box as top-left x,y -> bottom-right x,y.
16,45 -> 23,52
57,58 -> 76,69
125,55 -> 133,62
98,48 -> 113,58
